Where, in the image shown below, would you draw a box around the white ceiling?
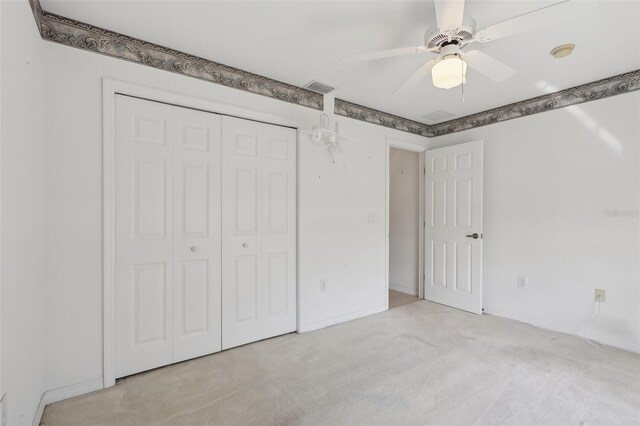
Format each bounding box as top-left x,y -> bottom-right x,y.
42,0 -> 640,124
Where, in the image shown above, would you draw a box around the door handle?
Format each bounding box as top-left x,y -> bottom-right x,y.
242,242 -> 248,248
466,233 -> 481,239
190,246 -> 198,252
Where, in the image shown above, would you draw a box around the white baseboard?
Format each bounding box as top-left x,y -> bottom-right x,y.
298,304 -> 387,333
483,306 -> 640,354
389,283 -> 418,296
32,378 -> 103,426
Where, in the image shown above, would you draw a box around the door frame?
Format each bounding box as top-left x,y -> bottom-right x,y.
102,79 -> 300,388
385,138 -> 428,305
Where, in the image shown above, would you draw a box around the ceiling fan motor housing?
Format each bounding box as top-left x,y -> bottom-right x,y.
439,43 -> 463,59
425,17 -> 475,50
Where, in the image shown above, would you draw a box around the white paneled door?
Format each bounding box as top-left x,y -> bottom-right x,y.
115,95 -> 222,378
261,123 -> 297,340
115,96 -> 173,378
222,116 -> 297,350
425,140 -> 483,314
171,106 -> 222,363
114,95 -> 296,377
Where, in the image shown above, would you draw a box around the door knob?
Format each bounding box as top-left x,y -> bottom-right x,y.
466,233 -> 480,239
190,246 -> 198,252
242,243 -> 248,248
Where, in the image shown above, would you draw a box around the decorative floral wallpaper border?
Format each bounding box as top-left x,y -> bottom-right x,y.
428,69 -> 640,136
28,0 -> 43,29
27,0 -> 640,138
334,99 -> 432,137
35,10 -> 324,110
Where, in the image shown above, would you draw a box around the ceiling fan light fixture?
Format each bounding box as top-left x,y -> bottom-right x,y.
432,55 -> 467,89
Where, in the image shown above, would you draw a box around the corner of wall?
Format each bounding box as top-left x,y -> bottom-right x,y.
1,0 -> 50,424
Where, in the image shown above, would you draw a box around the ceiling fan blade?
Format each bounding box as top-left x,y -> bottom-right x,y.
342,46 -> 428,63
476,0 -> 595,42
394,58 -> 437,94
465,50 -> 515,82
434,0 -> 466,32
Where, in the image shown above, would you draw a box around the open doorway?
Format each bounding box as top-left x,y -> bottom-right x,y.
388,145 -> 424,309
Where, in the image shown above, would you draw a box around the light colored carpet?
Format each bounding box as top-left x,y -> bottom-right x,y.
42,299 -> 640,426
389,289 -> 419,309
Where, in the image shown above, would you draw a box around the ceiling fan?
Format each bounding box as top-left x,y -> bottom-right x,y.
342,0 -> 589,92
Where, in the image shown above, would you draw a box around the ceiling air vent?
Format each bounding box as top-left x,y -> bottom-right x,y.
421,110 -> 456,124
303,80 -> 335,95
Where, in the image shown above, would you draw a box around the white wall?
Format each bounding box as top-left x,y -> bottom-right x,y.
2,1 -> 639,424
430,92 -> 640,353
0,5 -> 430,423
0,0 -> 3,415
43,39 -> 427,387
0,1 -> 49,424
389,147 -> 420,296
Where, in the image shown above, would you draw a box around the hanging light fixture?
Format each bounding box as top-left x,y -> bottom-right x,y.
432,44 -> 467,90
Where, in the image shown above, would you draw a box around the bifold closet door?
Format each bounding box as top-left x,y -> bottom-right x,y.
115,96 -> 173,378
115,95 -> 222,378
221,116 -> 296,350
171,106 -> 222,363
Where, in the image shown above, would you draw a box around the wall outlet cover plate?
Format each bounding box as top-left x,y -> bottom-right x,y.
517,276 -> 528,289
595,289 -> 606,303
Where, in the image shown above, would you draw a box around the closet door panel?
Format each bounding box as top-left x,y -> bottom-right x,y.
261,125 -> 297,339
115,95 -> 173,378
172,106 -> 222,362
222,116 -> 263,350
116,97 -> 297,374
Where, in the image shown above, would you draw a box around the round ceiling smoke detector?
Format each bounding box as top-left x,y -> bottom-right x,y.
550,43 -> 575,59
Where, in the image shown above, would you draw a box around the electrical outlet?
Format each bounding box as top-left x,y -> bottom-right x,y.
320,279 -> 327,292
595,289 -> 606,303
517,276 -> 528,289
